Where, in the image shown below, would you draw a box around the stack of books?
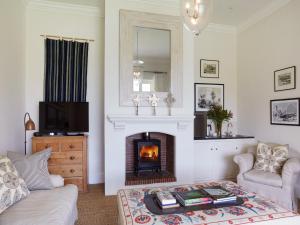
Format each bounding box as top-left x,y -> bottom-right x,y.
156,191 -> 180,209
175,190 -> 213,206
202,186 -> 237,204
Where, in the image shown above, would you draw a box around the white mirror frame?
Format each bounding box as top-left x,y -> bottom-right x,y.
119,10 -> 183,107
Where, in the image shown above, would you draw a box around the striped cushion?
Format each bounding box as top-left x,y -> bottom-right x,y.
7,149 -> 54,191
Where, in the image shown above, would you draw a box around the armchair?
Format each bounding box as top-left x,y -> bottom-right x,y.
234,145 -> 300,211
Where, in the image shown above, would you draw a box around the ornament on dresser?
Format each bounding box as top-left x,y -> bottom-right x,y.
133,95 -> 140,116
148,94 -> 160,116
164,92 -> 176,116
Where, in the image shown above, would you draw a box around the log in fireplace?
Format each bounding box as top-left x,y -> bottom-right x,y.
134,132 -> 161,174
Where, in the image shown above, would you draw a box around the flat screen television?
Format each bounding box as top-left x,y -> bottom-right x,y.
39,102 -> 89,134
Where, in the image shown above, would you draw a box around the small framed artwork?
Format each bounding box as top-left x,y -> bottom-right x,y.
200,59 -> 219,78
194,83 -> 224,112
270,98 -> 300,126
274,66 -> 296,92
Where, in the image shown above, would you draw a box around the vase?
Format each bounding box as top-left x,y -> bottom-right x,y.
214,121 -> 223,138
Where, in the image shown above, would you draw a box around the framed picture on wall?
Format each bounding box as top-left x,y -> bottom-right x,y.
200,59 -> 219,78
274,66 -> 296,92
270,98 -> 300,126
194,83 -> 224,112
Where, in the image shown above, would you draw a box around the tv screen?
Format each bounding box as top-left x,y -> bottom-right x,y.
39,102 -> 89,133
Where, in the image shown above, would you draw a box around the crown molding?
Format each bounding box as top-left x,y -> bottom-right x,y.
26,0 -> 104,18
205,23 -> 236,34
127,0 -> 179,15
238,0 -> 291,33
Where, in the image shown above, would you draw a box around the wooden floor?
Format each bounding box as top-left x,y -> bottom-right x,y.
76,184 -> 118,225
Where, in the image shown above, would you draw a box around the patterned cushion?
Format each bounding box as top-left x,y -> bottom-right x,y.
7,149 -> 54,191
254,143 -> 288,174
0,156 -> 30,214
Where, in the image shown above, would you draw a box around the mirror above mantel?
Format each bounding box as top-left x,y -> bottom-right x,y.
119,10 -> 183,107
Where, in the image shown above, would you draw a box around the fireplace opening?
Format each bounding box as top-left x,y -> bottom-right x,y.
126,132 -> 176,185
134,133 -> 161,174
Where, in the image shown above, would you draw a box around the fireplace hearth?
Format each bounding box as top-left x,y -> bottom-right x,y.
134,132 -> 161,174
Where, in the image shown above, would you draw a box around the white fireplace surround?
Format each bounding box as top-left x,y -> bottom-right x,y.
105,114 -> 195,195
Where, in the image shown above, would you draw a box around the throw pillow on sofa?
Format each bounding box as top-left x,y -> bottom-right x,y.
7,148 -> 54,191
253,142 -> 288,174
0,156 -> 30,214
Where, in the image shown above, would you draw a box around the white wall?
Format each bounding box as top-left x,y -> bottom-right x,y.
237,0 -> 300,152
194,27 -> 237,134
0,1 -> 26,154
25,1 -> 105,183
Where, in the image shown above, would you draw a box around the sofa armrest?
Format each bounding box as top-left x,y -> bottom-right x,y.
282,158 -> 300,188
233,153 -> 254,175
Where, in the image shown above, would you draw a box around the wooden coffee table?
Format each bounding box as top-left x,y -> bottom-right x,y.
117,181 -> 300,225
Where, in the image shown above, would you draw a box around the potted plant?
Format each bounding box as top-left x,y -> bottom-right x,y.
207,104 -> 233,138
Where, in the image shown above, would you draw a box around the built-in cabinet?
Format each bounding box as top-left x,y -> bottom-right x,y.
194,138 -> 257,182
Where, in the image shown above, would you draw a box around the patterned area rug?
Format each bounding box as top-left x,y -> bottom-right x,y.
76,184 -> 118,225
118,181 -> 299,225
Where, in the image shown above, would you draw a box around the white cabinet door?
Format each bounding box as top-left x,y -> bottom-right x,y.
194,141 -> 215,181
194,138 -> 257,182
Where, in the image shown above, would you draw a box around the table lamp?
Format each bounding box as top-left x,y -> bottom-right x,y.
24,112 -> 36,155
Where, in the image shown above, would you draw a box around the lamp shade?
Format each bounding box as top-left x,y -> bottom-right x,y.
25,118 -> 35,130
24,113 -> 36,131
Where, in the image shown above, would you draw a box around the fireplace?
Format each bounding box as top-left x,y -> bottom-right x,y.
125,132 -> 176,185
134,132 -> 161,174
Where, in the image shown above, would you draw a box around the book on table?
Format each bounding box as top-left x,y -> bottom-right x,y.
202,186 -> 237,204
175,189 -> 213,206
156,191 -> 180,209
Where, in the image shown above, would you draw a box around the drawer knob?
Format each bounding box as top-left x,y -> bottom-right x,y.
70,156 -> 75,160
70,169 -> 75,173
45,144 -> 50,148
69,144 -> 74,149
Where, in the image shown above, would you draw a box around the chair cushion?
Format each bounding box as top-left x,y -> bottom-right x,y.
0,156 -> 30,214
253,142 -> 288,174
244,169 -> 283,187
7,149 -> 54,191
0,184 -> 78,225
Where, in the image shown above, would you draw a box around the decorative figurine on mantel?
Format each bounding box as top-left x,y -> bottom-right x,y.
132,95 -> 140,116
164,92 -> 176,116
148,94 -> 160,116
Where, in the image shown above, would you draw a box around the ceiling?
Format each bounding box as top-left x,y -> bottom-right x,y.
42,0 -> 283,27
211,0 -> 278,26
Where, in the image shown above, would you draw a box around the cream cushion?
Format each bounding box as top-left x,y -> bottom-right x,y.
253,142 -> 288,174
244,169 -> 283,187
0,156 -> 30,214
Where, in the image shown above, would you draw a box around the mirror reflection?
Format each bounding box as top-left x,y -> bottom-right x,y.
132,26 -> 171,92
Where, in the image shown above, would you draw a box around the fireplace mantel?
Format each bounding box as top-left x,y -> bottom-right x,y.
107,114 -> 194,130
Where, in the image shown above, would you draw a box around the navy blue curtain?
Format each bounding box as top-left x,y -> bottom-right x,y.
44,38 -> 89,102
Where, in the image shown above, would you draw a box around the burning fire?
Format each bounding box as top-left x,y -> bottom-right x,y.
140,145 -> 159,160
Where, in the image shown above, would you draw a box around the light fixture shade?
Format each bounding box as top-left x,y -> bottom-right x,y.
25,119 -> 36,131
181,0 -> 213,35
24,112 -> 36,131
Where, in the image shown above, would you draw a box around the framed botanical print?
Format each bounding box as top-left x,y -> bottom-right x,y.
200,59 -> 219,78
270,98 -> 300,126
274,66 -> 296,92
194,83 -> 224,112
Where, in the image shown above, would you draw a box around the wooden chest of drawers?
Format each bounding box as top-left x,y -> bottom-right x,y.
32,136 -> 88,192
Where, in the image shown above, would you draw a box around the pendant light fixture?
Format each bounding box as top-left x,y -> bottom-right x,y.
133,28 -> 144,65
181,0 -> 213,36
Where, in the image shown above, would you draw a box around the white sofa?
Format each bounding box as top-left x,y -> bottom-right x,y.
0,184 -> 78,225
234,145 -> 300,211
